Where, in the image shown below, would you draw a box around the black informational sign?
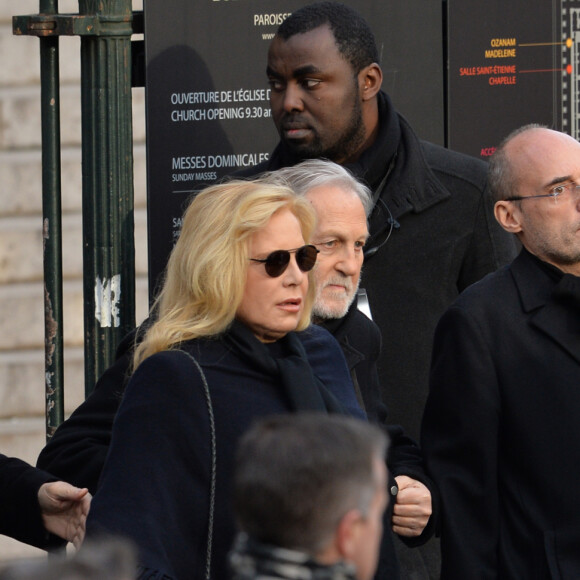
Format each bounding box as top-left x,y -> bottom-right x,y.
447,0 -> 580,160
144,0 -> 444,296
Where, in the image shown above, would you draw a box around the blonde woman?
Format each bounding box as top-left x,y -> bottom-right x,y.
86,180 -> 364,580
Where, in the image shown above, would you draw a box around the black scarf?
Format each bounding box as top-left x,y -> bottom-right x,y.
550,274 -> 580,344
229,534 -> 357,580
343,91 -> 401,190
223,320 -> 347,414
551,273 -> 580,312
525,249 -> 580,346
525,248 -> 580,312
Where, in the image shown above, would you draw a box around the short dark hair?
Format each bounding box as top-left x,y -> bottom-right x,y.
276,2 -> 379,73
233,413 -> 388,555
488,123 -> 545,203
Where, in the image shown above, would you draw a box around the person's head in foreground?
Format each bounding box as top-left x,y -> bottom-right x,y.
231,413 -> 389,580
0,538 -> 136,580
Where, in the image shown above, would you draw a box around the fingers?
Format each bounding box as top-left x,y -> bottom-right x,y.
392,506 -> 431,534
391,476 -> 432,536
80,492 -> 92,517
70,516 -> 88,548
392,520 -> 425,537
393,475 -> 415,490
39,482 -> 92,545
393,504 -> 430,518
40,482 -> 90,514
393,478 -> 431,512
50,482 -> 90,502
392,501 -> 431,536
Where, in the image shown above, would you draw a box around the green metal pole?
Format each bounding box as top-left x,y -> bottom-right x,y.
78,0 -> 135,397
39,0 -> 65,439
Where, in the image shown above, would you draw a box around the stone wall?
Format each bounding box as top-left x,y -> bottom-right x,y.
0,0 -> 148,562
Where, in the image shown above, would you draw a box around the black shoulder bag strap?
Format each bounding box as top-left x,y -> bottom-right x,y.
180,350 -> 216,580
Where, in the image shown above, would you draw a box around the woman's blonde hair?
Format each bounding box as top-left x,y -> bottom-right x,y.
133,179 -> 317,369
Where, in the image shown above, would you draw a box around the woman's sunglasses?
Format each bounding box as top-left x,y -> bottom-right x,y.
249,244 -> 319,278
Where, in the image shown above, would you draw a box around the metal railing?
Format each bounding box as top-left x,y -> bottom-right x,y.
13,1 -> 142,439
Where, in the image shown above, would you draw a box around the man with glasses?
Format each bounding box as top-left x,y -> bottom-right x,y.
421,125 -> 580,579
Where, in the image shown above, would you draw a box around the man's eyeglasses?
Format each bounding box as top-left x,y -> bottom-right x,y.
504,182 -> 580,203
249,244 -> 319,278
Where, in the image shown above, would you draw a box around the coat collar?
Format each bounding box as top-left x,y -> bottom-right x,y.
382,115 -> 451,219
511,249 -> 580,364
369,92 -> 450,219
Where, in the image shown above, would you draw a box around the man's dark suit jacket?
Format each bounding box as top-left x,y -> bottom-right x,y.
421,248 -> 580,579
